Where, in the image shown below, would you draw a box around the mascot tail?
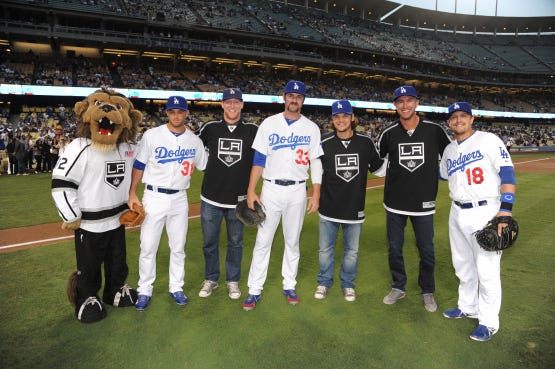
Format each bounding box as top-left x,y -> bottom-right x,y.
67,271 -> 78,306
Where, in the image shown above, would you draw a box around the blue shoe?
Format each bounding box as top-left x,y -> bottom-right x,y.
169,291 -> 188,305
135,294 -> 151,311
283,289 -> 300,305
443,307 -> 477,319
242,294 -> 262,311
470,325 -> 497,341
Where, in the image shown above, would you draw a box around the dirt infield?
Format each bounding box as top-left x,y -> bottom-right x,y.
1,157 -> 553,252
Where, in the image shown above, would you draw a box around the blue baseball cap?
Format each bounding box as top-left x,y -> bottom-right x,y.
166,95 -> 188,111
448,102 -> 473,118
393,85 -> 419,101
332,99 -> 353,116
284,80 -> 306,96
222,88 -> 243,101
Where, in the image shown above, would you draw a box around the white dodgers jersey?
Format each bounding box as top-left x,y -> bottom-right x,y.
136,125 -> 207,190
252,113 -> 323,180
440,131 -> 513,202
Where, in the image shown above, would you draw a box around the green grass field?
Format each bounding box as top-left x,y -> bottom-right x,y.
1,154 -> 554,369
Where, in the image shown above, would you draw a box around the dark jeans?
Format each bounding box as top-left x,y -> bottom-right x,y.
386,210 -> 435,294
201,200 -> 244,282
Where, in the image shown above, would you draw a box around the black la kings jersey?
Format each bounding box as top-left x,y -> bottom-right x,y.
198,119 -> 258,207
319,132 -> 384,223
377,119 -> 451,215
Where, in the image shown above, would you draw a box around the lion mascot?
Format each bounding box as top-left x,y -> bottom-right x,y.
51,88 -> 142,323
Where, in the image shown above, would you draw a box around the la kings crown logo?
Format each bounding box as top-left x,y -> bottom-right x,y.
335,153 -> 359,182
398,142 -> 424,172
218,138 -> 242,167
105,161 -> 126,189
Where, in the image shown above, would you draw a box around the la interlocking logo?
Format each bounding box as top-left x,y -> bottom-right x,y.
499,146 -> 510,159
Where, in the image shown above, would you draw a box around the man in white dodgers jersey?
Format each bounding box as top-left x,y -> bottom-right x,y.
242,80 -> 324,310
439,102 -> 516,342
314,99 -> 384,302
128,96 -> 207,311
197,88 -> 258,300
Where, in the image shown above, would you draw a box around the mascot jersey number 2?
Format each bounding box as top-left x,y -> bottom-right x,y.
52,88 -> 142,323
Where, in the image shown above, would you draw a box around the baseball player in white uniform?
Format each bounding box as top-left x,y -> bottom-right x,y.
439,102 -> 516,342
242,80 -> 324,310
128,96 -> 207,311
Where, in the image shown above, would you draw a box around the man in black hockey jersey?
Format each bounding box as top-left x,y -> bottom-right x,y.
197,88 -> 258,300
314,99 -> 384,302
377,86 -> 451,312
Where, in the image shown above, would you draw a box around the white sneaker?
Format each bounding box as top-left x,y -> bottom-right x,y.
198,280 -> 218,298
227,281 -> 241,300
383,288 -> 406,304
314,285 -> 329,299
422,293 -> 438,312
343,288 -> 356,302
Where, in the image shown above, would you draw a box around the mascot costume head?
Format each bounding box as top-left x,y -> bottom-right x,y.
53,88 -> 142,323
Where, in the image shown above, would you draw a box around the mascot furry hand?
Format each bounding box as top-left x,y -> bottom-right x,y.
52,88 -> 142,323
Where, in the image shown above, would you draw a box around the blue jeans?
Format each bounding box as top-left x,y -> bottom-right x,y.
386,211 -> 435,294
201,200 -> 244,282
317,218 -> 362,289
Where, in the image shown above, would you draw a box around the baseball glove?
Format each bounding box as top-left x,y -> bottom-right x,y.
474,216 -> 519,252
119,203 -> 145,227
235,199 -> 266,227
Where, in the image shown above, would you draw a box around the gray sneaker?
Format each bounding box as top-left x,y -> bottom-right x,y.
314,285 -> 329,299
198,280 -> 218,298
227,281 -> 241,300
383,288 -> 406,304
422,293 -> 438,312
343,288 -> 356,302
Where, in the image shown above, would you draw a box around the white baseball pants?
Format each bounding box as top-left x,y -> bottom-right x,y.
247,182 -> 307,295
449,201 -> 502,330
137,190 -> 189,296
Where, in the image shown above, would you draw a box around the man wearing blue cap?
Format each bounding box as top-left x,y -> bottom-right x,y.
242,80 -> 324,310
440,102 -> 516,341
197,88 -> 258,300
314,99 -> 384,302
377,86 -> 451,312
129,95 -> 208,311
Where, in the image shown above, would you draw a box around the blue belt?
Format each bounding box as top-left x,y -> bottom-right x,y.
265,179 -> 306,186
146,184 -> 180,194
454,200 -> 487,209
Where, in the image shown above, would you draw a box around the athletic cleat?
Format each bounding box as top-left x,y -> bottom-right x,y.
469,325 -> 497,341
198,280 -> 218,298
343,288 -> 356,302
135,294 -> 151,311
314,285 -> 329,300
227,281 -> 241,300
283,289 -> 300,305
422,293 -> 437,312
242,294 -> 261,311
443,307 -> 478,319
383,288 -> 406,304
169,291 -> 188,305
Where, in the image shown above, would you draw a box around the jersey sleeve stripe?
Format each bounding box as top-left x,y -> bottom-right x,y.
63,144 -> 90,176
51,178 -> 79,190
